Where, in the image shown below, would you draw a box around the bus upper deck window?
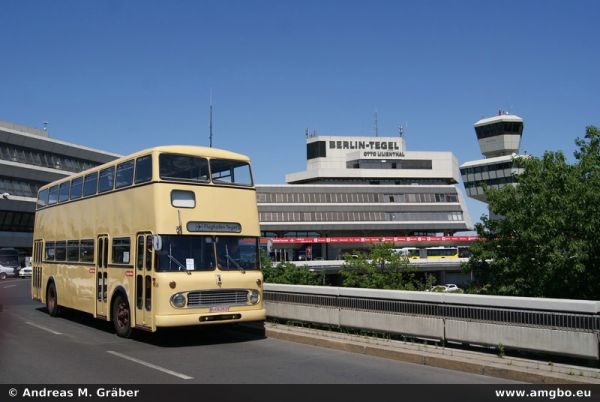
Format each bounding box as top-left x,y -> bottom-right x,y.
116,160 -> 134,188
98,166 -> 115,193
48,186 -> 59,205
210,159 -> 253,186
70,177 -> 83,200
58,182 -> 70,203
135,155 -> 152,184
83,172 -> 98,197
37,189 -> 49,209
159,154 -> 209,183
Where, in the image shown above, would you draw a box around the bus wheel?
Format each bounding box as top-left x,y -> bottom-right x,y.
112,294 -> 132,338
0,272 -> 6,280
46,282 -> 60,317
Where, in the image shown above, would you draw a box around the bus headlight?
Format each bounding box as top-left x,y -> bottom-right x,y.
171,293 -> 187,308
248,290 -> 260,304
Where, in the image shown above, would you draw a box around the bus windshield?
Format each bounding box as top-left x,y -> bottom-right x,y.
210,159 -> 253,186
159,154 -> 210,183
154,235 -> 259,272
215,236 -> 259,271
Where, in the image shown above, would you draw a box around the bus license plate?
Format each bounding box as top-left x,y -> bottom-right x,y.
209,306 -> 229,313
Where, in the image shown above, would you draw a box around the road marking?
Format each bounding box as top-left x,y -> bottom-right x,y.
0,279 -> 22,284
25,321 -> 63,335
2,285 -> 17,288
106,351 -> 194,380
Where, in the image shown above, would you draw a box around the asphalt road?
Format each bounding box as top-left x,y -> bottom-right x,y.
0,278 -> 517,384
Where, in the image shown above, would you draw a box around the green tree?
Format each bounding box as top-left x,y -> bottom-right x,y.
465,126 -> 600,299
340,243 -> 430,290
261,251 -> 326,285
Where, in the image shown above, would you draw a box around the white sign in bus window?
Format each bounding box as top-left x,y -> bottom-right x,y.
123,252 -> 130,264
186,258 -> 194,270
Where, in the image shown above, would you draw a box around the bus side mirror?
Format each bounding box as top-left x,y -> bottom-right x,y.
152,235 -> 162,251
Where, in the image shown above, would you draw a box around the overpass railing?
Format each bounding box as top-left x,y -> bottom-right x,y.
263,284 -> 600,360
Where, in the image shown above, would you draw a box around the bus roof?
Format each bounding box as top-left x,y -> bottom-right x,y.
38,145 -> 252,192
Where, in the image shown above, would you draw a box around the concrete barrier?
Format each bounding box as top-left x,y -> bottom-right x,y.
264,283 -> 600,360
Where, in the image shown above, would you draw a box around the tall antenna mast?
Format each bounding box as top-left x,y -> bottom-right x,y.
209,90 -> 213,147
399,122 -> 407,138
374,111 -> 379,137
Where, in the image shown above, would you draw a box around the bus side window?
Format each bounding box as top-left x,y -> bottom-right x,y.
37,189 -> 49,209
48,186 -> 59,205
55,241 -> 66,261
112,237 -> 130,264
135,155 -> 152,184
83,172 -> 98,197
67,240 -> 79,262
116,160 -> 134,189
44,241 -> 55,261
80,239 -> 94,262
98,166 -> 116,193
70,177 -> 83,200
58,182 -> 70,203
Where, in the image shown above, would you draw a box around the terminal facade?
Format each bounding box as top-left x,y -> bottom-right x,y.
0,120 -> 119,257
257,133 -> 472,261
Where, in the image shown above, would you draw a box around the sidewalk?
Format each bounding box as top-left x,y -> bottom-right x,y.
263,322 -> 600,384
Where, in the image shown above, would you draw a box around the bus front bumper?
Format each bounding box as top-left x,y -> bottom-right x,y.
154,308 -> 266,328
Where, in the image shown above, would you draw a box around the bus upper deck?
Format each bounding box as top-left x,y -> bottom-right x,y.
35,145 -> 254,209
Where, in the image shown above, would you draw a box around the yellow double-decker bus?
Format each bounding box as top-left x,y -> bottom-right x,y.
32,145 -> 265,337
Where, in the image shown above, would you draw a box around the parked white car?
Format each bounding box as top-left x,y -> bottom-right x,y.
0,264 -> 17,280
19,266 -> 32,278
427,284 -> 461,293
444,284 -> 460,292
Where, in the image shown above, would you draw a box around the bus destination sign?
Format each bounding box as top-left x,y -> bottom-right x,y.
187,221 -> 242,233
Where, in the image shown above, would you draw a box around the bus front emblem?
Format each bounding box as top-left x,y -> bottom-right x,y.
216,274 -> 223,287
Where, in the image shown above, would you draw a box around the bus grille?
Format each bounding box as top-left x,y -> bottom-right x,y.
187,289 -> 248,307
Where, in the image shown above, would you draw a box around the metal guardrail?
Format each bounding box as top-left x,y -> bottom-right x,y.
264,284 -> 600,360
266,291 -> 600,332
286,259 -> 467,273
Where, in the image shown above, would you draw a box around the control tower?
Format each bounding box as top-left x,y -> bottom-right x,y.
475,112 -> 523,158
460,111 -> 525,203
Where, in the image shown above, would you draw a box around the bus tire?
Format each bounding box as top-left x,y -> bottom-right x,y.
112,293 -> 132,338
46,281 -> 61,317
0,272 -> 6,280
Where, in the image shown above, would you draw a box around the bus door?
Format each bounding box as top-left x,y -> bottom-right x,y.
32,240 -> 43,300
96,235 -> 109,318
135,233 -> 154,329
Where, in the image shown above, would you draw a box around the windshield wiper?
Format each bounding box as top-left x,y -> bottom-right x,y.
167,253 -> 186,271
219,244 -> 244,272
222,254 -> 245,271
165,242 -> 187,271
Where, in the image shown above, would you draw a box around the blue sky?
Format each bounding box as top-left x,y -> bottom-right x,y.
1,0 -> 598,226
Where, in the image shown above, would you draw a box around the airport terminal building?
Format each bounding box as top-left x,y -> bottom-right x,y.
256,134 -> 472,260
0,121 -> 119,255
